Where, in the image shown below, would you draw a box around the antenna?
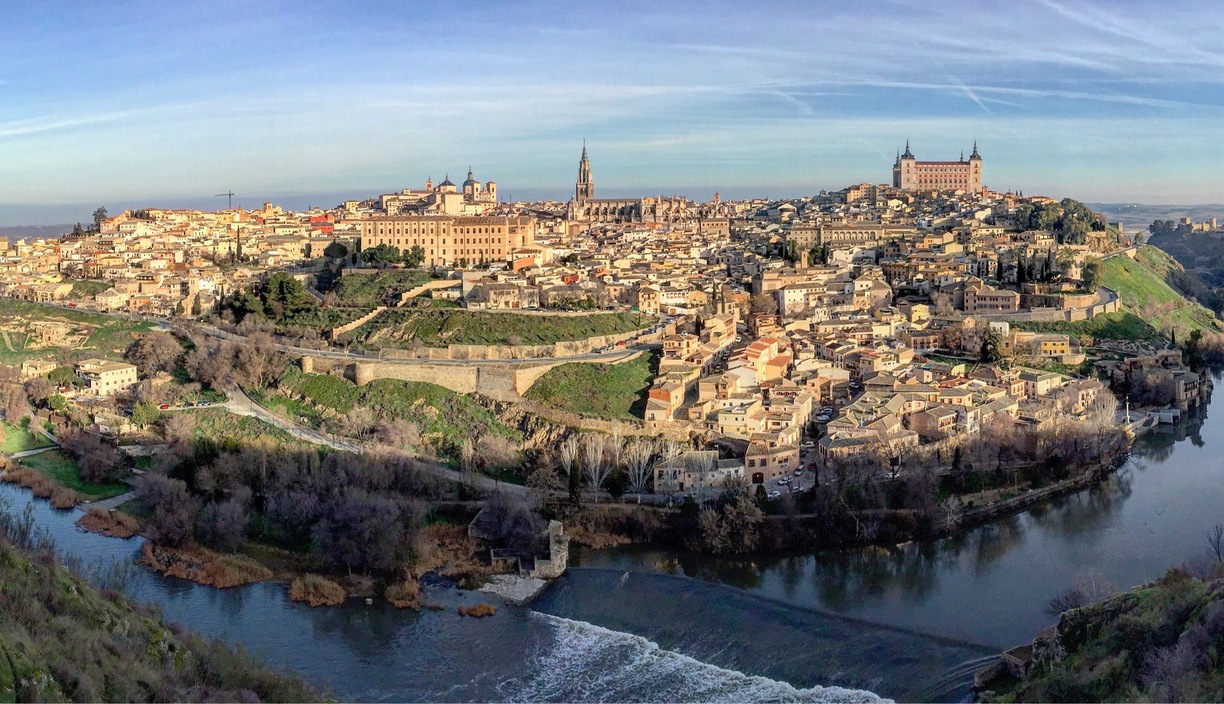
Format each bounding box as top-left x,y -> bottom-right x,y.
215,191 -> 236,209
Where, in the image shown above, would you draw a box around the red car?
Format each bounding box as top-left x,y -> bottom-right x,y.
159,404 -> 171,410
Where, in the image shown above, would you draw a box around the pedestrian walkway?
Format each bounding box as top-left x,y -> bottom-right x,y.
88,491 -> 136,512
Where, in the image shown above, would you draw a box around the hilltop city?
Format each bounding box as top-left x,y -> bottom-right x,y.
1,144 -> 1212,480
2,139 -> 1224,700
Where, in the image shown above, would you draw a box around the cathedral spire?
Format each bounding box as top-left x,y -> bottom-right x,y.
970,140 -> 980,159
902,140 -> 914,159
575,140 -> 593,203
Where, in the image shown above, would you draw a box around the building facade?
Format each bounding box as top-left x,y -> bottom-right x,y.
76,359 -> 138,396
358,215 -> 536,267
892,142 -> 983,191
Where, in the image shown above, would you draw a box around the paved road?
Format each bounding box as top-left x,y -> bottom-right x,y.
9,446 -> 57,459
88,491 -> 137,512
223,388 -> 365,453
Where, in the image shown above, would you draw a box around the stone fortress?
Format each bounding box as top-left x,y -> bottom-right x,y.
892,141 -> 983,192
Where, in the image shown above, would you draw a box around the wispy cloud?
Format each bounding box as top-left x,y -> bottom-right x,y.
0,112 -> 132,139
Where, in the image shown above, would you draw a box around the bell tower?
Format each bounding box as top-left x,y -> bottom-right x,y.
575,140 -> 593,204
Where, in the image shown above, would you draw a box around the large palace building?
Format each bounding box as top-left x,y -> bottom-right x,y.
358,214 -> 536,267
892,142 -> 983,192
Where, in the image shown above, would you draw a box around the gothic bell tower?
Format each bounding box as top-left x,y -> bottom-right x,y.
575,140 -> 593,204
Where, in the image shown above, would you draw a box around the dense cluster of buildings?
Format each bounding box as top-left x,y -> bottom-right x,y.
0,142 -> 1157,494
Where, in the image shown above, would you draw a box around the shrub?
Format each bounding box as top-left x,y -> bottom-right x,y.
288,574 -> 347,607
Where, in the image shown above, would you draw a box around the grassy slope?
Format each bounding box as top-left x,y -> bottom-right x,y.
0,541 -> 319,702
0,299 -> 153,364
343,309 -> 651,348
995,568 -> 1224,702
1011,312 -> 1163,343
328,270 -> 432,307
272,366 -> 518,454
1100,246 -> 1223,338
524,351 -> 658,420
18,450 -> 129,499
0,421 -> 55,454
179,407 -> 305,448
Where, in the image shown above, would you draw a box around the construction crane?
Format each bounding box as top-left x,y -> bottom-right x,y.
215,191 -> 235,209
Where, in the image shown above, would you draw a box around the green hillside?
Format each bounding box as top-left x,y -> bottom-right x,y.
990,565 -> 1224,702
0,535 -> 319,701
1100,246 -> 1223,339
524,351 -> 657,419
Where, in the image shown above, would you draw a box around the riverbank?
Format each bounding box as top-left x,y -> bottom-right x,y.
560,452 -> 1130,559
977,562 -> 1224,702
0,504 -> 322,702
65,484 -> 507,611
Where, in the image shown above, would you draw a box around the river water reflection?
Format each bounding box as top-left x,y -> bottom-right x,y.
575,389 -> 1220,651
3,386 -> 1219,701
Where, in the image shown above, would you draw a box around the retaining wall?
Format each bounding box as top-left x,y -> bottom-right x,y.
329,306 -> 386,339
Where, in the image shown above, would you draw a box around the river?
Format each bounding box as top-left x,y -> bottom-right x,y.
3,389 -> 1219,702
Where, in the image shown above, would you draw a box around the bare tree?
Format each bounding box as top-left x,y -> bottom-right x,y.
1209,522 -> 1224,563
477,434 -> 520,470
375,418 -> 421,450
608,426 -> 624,473
124,331 -> 184,376
684,451 -> 716,504
582,435 -> 609,499
160,412 -> 197,456
339,405 -> 377,439
459,438 -> 477,475
624,438 -> 655,501
558,436 -> 579,481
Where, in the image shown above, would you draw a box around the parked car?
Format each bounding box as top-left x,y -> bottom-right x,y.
768,490 -> 782,499
778,475 -> 792,485
794,468 -> 804,476
158,403 -> 171,410
790,484 -> 802,493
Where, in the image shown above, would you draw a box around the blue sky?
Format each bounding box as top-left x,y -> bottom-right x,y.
3,0 -> 1224,224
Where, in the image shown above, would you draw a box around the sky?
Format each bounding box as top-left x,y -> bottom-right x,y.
3,0 -> 1224,225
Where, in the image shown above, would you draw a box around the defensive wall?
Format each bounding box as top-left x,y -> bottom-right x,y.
360,321 -> 677,361
300,349 -> 645,402
980,287 -> 1120,324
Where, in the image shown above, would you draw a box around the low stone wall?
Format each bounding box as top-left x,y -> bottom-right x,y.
396,280 -> 460,306
372,321 -> 675,361
329,306 -> 386,339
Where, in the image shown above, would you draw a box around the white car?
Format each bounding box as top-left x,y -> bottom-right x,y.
794,468 -> 804,477
768,490 -> 782,499
778,475 -> 792,485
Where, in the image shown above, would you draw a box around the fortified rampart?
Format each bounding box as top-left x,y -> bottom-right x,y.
361,322 -> 676,361
301,350 -> 645,401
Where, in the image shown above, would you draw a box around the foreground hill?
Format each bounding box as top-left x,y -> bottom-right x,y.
990,565 -> 1224,702
0,534 -> 319,702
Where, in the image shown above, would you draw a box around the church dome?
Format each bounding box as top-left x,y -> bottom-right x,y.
462,167 -> 477,187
